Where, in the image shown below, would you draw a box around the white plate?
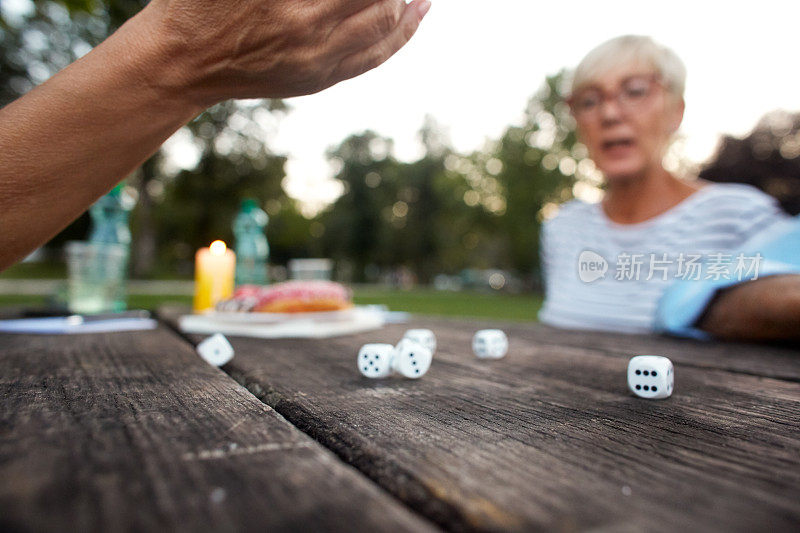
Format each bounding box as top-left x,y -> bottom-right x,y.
180,307 -> 385,339
203,307 -> 358,324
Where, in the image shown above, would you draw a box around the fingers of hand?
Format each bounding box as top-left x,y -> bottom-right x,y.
319,0 -> 395,21
332,0 -> 428,82
327,0 -> 404,56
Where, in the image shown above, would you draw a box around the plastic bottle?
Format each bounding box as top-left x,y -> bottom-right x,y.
89,184 -> 133,246
84,183 -> 134,312
233,198 -> 270,285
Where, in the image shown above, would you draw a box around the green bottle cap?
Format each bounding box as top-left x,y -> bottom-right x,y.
241,198 -> 259,212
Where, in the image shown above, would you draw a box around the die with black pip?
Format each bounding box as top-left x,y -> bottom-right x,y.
472,329 -> 508,359
358,338 -> 433,379
628,355 -> 674,399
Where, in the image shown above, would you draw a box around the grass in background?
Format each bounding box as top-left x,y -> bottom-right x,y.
0,262 -> 67,279
0,294 -> 192,310
0,288 -> 542,321
128,295 -> 193,309
0,295 -> 50,306
353,287 -> 542,321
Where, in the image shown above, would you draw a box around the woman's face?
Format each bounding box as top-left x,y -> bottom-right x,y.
570,65 -> 684,183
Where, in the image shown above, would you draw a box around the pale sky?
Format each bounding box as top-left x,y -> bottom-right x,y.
185,1 -> 800,214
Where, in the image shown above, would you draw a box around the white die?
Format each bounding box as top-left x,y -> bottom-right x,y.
472,329 -> 508,359
392,338 -> 433,379
197,333 -> 234,367
628,355 -> 674,400
403,329 -> 436,354
358,344 -> 395,378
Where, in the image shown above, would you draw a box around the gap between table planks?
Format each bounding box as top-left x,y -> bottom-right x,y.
160,310 -> 800,532
0,324 -> 439,532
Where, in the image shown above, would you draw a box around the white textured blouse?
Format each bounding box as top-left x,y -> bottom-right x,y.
538,184 -> 789,333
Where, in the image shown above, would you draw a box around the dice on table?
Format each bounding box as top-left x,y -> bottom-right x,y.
472,329 -> 508,359
402,329 -> 436,354
358,344 -> 395,378
627,355 -> 674,399
197,333 -> 234,367
392,338 -> 433,379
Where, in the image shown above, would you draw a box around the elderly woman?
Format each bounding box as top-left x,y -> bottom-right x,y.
538,35 -> 800,341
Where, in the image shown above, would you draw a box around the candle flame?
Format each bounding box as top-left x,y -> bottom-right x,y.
209,240 -> 227,256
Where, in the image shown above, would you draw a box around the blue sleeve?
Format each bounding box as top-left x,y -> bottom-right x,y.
655,215 -> 800,340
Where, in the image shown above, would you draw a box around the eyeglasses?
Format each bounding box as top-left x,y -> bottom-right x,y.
567,75 -> 663,119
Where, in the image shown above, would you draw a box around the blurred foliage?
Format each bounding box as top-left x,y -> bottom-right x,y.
320,74 -> 584,286
490,72 -> 585,278
320,131 -> 404,281
1,0 -> 145,105
319,116 -> 478,284
151,100 -> 294,277
700,110 -> 800,215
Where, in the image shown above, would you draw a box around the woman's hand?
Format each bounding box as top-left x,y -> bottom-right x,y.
143,0 -> 431,105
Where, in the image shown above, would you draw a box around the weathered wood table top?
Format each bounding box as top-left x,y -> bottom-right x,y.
2,310 -> 799,532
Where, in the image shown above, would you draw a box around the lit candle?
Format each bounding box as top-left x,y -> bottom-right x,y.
193,240 -> 236,312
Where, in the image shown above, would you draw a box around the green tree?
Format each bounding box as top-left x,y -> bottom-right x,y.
434,149 -> 504,273
1,0 -> 110,106
492,70 -> 593,282
321,131 -> 404,281
318,118 -> 502,283
394,116 -> 449,284
153,101 -> 296,276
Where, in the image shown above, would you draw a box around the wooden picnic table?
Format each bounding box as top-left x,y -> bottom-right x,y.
1,309 -> 799,532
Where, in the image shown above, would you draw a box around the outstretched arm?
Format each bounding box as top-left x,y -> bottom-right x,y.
698,275 -> 800,341
0,0 -> 431,270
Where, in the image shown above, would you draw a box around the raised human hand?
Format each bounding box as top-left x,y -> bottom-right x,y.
142,0 -> 431,105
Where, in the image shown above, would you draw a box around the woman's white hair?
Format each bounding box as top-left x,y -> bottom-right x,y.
572,35 -> 687,100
